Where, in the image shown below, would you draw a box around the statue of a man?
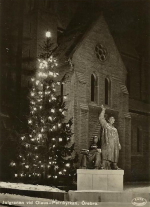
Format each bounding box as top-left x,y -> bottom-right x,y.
80,136 -> 102,169
99,105 -> 121,170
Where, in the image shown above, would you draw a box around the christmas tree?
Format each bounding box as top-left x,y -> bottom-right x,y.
10,32 -> 77,185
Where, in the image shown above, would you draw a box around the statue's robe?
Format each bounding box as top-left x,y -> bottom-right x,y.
99,114 -> 120,163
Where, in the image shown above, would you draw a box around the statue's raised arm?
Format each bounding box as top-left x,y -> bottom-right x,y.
99,105 -> 108,128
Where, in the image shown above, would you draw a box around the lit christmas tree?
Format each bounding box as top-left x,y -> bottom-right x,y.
10,32 -> 77,185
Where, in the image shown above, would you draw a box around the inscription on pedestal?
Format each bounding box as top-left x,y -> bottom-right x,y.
77,169 -> 124,191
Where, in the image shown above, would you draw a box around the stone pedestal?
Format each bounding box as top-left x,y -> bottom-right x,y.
77,169 -> 124,191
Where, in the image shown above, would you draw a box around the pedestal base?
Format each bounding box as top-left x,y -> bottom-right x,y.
77,169 -> 124,191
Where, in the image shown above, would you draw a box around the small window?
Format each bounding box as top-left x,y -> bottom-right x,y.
91,73 -> 98,103
105,78 -> 111,105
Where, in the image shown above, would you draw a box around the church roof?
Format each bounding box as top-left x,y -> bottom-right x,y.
55,2 -> 101,61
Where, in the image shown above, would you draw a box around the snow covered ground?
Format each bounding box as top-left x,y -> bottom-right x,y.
0,182 -> 65,192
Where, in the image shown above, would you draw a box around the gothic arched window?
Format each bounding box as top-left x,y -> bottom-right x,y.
91,73 -> 98,103
105,78 -> 111,105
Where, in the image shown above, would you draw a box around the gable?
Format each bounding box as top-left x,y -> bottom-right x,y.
72,15 -> 127,81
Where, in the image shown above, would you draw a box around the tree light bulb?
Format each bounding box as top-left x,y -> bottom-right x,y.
46,31 -> 51,38
36,80 -> 40,85
28,120 -> 32,124
59,138 -> 62,142
49,72 -> 53,76
48,116 -> 52,121
21,136 -> 25,140
15,174 -> 18,177
38,134 -> 42,138
66,163 -> 70,167
25,165 -> 29,169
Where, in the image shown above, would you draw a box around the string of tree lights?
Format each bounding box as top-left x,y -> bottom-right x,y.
10,31 -> 78,185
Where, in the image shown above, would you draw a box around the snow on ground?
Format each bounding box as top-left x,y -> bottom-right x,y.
0,182 -> 65,192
